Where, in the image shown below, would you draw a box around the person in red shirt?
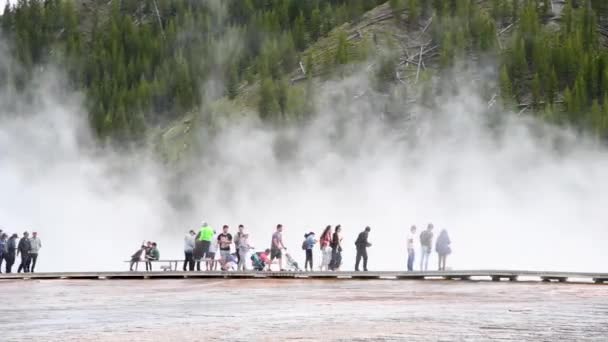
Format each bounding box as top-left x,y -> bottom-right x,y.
319,225 -> 333,271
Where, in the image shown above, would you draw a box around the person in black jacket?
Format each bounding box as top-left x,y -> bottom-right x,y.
17,231 -> 31,273
354,226 -> 371,271
5,234 -> 17,273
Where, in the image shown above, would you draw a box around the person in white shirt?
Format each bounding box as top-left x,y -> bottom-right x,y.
207,232 -> 218,271
407,225 -> 416,271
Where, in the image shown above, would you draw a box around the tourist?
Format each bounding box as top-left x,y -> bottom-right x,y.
258,248 -> 271,270
17,231 -> 31,273
303,232 -> 316,271
419,223 -> 434,271
207,230 -> 218,271
217,225 -> 233,268
270,224 -> 286,271
406,225 -> 416,271
184,230 -> 196,271
237,233 -> 252,271
5,234 -> 17,273
29,232 -> 42,273
234,225 -> 245,265
354,226 -> 371,272
329,225 -> 343,271
146,242 -> 160,271
129,244 -> 146,271
0,233 -> 6,273
144,241 -> 153,271
319,225 -> 332,271
194,222 -> 213,271
436,229 -> 452,271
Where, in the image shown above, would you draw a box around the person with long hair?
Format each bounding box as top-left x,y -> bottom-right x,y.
319,225 -> 332,271
435,229 -> 452,271
329,225 -> 343,271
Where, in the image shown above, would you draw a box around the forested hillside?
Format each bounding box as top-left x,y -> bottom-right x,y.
1,0 -> 608,142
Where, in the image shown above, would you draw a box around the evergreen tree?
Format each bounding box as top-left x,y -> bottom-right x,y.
499,65 -> 513,105
335,31 -> 349,65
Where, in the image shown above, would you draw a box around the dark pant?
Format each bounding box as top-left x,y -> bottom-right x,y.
305,249 -> 313,270
5,253 -> 15,273
0,253 -> 3,273
407,248 -> 415,271
329,248 -> 341,270
30,253 -> 38,272
355,247 -> 368,271
17,253 -> 30,273
146,261 -> 152,271
184,251 -> 194,271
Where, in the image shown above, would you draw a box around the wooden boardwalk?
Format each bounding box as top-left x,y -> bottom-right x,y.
1,270 -> 608,283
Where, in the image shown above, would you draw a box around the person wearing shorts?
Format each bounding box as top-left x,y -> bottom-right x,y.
217,225 -> 233,269
270,224 -> 286,271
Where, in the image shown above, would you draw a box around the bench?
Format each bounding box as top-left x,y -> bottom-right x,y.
125,258 -> 214,271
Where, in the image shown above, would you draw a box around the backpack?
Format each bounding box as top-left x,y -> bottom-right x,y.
301,239 -> 307,250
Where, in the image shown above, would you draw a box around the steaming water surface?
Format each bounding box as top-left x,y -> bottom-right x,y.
3,279 -> 607,341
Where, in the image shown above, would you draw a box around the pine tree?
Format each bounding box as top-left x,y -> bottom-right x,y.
258,77 -> 280,120
407,0 -> 419,28
531,73 -> 542,109
292,12 -> 307,51
335,31 -> 349,65
310,6 -> 321,41
499,65 -> 513,105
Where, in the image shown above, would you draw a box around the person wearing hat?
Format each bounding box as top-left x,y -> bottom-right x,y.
17,231 -> 31,273
354,226 -> 372,272
29,231 -> 42,273
303,232 -> 317,271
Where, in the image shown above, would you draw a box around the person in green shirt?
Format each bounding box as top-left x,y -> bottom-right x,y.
194,222 -> 214,271
146,242 -> 160,271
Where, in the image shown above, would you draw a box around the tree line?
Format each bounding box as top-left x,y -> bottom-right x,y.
1,0 -> 608,140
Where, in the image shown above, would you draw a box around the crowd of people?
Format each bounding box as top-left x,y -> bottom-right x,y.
129,222 -> 452,272
0,230 -> 42,273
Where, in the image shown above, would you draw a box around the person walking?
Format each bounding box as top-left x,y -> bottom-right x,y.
17,231 -> 31,273
419,223 -> 434,271
406,225 -> 416,271
194,222 -> 214,271
319,225 -> 332,271
234,225 -> 245,265
217,225 -> 233,269
329,225 -> 343,271
270,224 -> 286,271
237,233 -> 252,271
29,232 -> 42,272
435,229 -> 452,271
5,234 -> 17,273
0,233 -> 6,273
354,226 -> 371,272
183,230 -> 196,271
303,232 -> 316,271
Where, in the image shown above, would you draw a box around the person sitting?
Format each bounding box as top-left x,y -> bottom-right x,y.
145,242 -> 160,271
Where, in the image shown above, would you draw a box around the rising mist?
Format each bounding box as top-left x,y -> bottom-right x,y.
1,39 -> 608,273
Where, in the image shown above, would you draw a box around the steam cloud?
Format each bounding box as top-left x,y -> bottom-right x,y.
1,36 -> 607,273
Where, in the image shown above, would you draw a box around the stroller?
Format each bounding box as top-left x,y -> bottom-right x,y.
284,253 -> 301,272
251,252 -> 265,271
